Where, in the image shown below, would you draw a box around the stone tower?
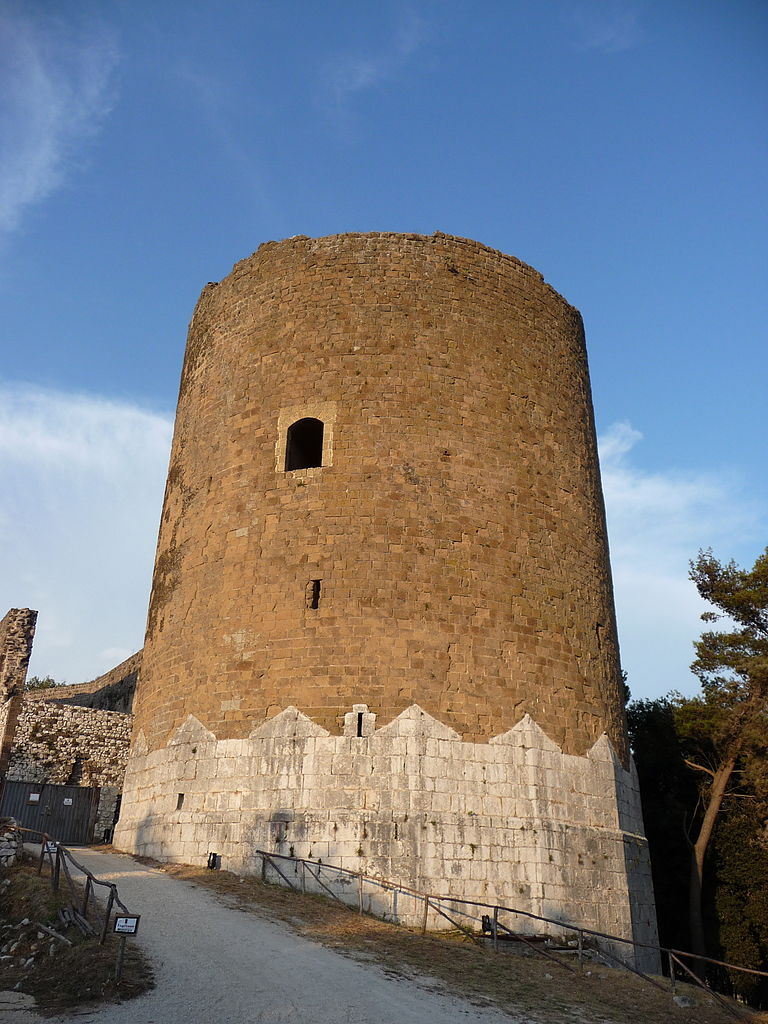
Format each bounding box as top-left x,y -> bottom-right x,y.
115,233 -> 657,960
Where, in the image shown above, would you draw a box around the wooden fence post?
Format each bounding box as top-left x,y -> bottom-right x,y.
100,888 -> 115,945
81,876 -> 92,918
53,847 -> 61,892
115,936 -> 127,982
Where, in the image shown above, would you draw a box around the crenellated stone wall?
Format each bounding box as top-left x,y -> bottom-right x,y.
114,703 -> 658,970
115,233 -> 659,966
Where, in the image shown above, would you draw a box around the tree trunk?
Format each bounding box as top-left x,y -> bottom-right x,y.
689,755 -> 737,960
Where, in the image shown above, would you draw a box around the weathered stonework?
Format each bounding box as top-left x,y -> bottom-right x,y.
6,700 -> 132,840
0,818 -> 23,870
0,609 -> 38,783
115,704 -> 657,968
0,614 -> 133,842
116,232 -> 658,964
24,652 -> 141,714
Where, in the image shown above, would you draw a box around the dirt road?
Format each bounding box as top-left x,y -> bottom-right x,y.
15,848 -> 530,1024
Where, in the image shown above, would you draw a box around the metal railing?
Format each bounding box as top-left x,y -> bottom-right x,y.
13,825 -> 140,981
258,848 -> 766,1020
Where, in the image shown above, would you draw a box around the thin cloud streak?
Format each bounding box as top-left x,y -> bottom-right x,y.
0,4 -> 117,236
561,0 -> 644,53
321,8 -> 425,117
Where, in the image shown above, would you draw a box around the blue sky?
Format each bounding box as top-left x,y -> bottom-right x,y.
0,0 -> 765,701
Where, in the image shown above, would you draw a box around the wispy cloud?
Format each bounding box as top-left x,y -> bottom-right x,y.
0,383 -> 172,684
599,422 -> 763,699
320,8 -> 425,120
562,0 -> 644,54
0,3 -> 117,236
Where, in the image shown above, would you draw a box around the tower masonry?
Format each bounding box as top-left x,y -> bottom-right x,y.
114,232 -> 658,965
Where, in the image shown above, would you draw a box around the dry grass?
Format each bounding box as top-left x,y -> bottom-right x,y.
137,855 -> 762,1024
0,857 -> 153,1016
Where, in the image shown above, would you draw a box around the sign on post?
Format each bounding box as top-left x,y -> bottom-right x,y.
44,841 -> 58,854
113,915 -> 140,935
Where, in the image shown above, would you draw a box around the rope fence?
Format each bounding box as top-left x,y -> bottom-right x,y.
13,824 -> 140,982
257,848 -> 766,1021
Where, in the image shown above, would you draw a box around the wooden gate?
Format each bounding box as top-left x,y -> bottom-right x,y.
0,781 -> 100,845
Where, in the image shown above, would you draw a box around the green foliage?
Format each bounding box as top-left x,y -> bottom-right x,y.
629,547 -> 768,996
627,697 -> 698,951
24,675 -> 58,690
690,546 -> 768,713
712,802 -> 768,1004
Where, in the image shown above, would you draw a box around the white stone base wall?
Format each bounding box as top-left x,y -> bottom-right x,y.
114,705 -> 659,971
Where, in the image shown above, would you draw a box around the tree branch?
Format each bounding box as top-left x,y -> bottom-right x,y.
684,759 -> 716,778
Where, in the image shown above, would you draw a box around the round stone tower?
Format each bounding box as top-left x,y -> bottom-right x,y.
116,233 -> 657,963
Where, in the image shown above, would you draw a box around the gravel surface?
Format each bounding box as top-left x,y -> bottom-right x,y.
6,848 -> 531,1024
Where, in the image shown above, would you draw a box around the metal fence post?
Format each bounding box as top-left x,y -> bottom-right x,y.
577,929 -> 584,969
421,895 -> 430,935
358,870 -> 363,915
493,906 -> 499,952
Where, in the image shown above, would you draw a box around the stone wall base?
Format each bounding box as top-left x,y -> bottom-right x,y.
114,704 -> 659,972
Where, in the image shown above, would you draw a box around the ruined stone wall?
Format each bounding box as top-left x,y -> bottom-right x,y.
134,232 -> 625,758
25,651 -> 141,714
0,609 -> 38,782
6,701 -> 132,840
115,705 -> 658,970
0,609 -> 37,700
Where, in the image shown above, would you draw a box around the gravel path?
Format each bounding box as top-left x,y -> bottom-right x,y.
11,848 -> 531,1024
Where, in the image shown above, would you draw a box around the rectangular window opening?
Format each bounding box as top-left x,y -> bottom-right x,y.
357,712 -> 364,737
310,579 -> 321,610
176,793 -> 185,810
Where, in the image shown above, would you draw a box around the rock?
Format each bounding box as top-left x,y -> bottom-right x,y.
673,994 -> 695,1008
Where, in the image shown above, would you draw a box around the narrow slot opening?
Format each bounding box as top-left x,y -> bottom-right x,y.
357,712 -> 364,737
176,793 -> 185,810
309,579 -> 321,610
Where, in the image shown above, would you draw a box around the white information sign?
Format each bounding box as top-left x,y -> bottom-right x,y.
44,841 -> 58,854
63,798 -> 73,806
28,793 -> 40,804
113,916 -> 140,935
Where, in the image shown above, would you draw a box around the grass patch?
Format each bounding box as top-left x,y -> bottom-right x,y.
0,857 -> 153,1016
134,855 -> 762,1024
